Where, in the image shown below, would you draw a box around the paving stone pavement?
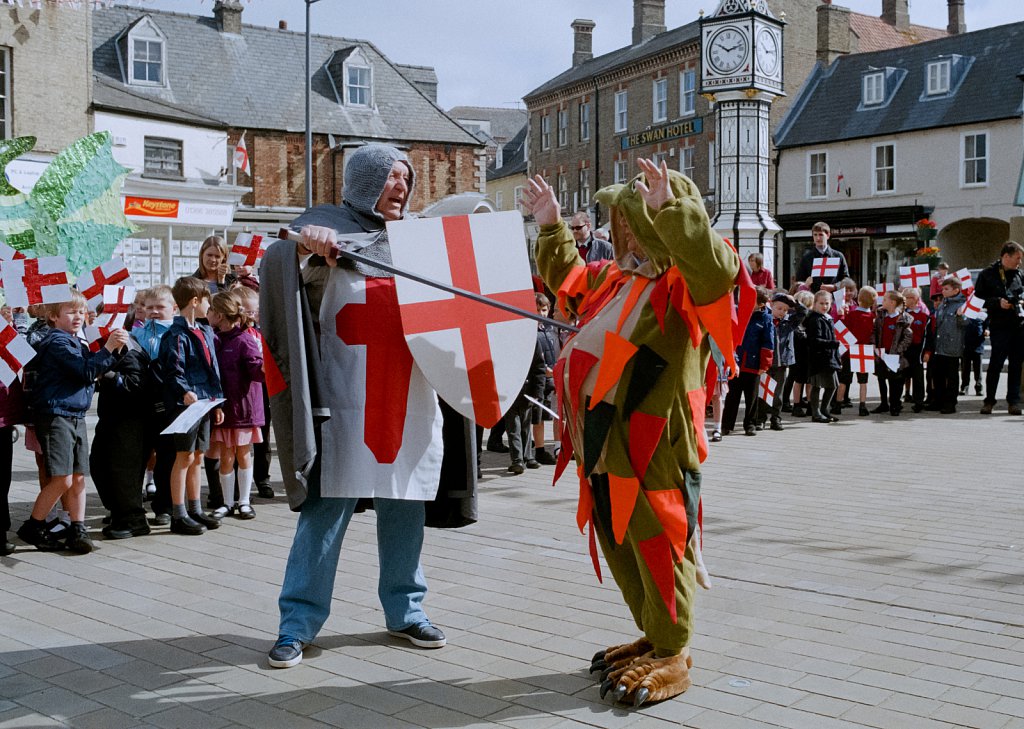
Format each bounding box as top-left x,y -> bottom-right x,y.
2,390 -> 1023,728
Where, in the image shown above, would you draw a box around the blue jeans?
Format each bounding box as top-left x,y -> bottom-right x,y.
277,462 -> 429,642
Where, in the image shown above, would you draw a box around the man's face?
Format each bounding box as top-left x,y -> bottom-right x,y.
375,161 -> 411,221
1002,251 -> 1022,270
570,215 -> 591,244
812,229 -> 829,249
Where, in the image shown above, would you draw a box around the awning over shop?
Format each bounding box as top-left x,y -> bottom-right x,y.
777,205 -> 933,240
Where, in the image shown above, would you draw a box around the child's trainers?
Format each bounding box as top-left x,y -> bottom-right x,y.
16,519 -> 63,551
64,523 -> 94,554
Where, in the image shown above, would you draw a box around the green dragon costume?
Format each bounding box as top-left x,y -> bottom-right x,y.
536,169 -> 752,706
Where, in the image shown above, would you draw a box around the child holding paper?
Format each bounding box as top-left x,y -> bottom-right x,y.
902,288 -> 931,412
787,290 -> 814,417
872,290 -> 913,416
838,286 -> 878,416
16,290 -> 128,552
927,277 -> 967,413
722,286 -> 774,436
157,277 -> 223,535
207,291 -> 264,519
804,289 -> 841,423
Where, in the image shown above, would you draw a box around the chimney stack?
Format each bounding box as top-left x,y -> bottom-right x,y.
947,0 -> 966,35
571,19 -> 596,67
881,0 -> 910,31
213,0 -> 243,35
633,0 -> 666,45
816,3 -> 851,65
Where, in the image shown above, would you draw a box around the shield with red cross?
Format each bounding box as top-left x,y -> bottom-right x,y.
386,211 -> 538,428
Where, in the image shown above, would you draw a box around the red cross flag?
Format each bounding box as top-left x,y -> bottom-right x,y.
833,319 -> 858,349
955,267 -> 974,294
960,294 -> 987,320
82,324 -> 105,353
899,263 -> 930,289
0,256 -> 71,309
387,211 -> 538,428
95,285 -> 135,332
848,343 -> 875,374
876,281 -> 892,305
0,319 -> 35,387
758,372 -> 777,405
76,258 -> 132,311
811,257 -> 841,278
228,232 -> 270,268
233,133 -> 250,176
0,241 -> 27,262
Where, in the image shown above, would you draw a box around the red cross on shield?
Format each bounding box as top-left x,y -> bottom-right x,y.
387,211 -> 538,428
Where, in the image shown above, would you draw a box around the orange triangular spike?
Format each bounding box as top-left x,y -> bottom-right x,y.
695,294 -> 737,367
260,332 -> 287,397
628,411 -> 667,482
576,466 -> 592,533
589,521 -> 603,583
670,276 -> 703,349
608,473 -> 640,545
638,532 -> 677,623
649,275 -> 671,333
588,331 -> 638,410
552,422 -> 574,486
646,489 -> 690,563
568,348 -> 599,414
614,276 -> 651,334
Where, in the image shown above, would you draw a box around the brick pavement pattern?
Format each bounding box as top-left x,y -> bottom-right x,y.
2,395 -> 1023,728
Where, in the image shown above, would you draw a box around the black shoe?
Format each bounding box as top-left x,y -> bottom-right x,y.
102,522 -> 151,540
770,418 -> 784,431
525,459 -> 541,469
388,623 -> 446,648
840,399 -> 852,407
781,403 -> 793,413
150,513 -> 171,526
188,511 -> 221,530
256,483 -> 275,499
890,407 -> 901,417
792,404 -> 808,417
959,386 -> 968,396
859,403 -> 869,417
64,523 -> 94,554
16,520 -> 63,551
744,425 -> 756,436
1009,404 -> 1022,416
710,429 -> 722,442
487,442 -> 509,453
975,384 -> 983,396
2,540 -> 14,555
170,516 -> 206,535
507,462 -> 525,475
870,404 -> 889,414
980,402 -> 993,414
236,504 -> 256,520
811,414 -> 831,423
829,403 -> 842,415
268,637 -> 306,668
534,448 -> 557,465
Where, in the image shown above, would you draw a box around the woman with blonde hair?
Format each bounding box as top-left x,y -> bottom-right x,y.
193,236 -> 237,294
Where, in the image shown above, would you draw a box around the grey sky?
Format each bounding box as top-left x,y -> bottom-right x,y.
141,0 -> 1024,110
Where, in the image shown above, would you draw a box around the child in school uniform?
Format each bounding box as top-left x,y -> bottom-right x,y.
872,290 -> 914,416
16,290 -> 128,552
960,315 -> 985,397
157,277 -> 223,535
206,291 -> 265,519
804,289 -> 841,423
927,277 -> 967,413
764,292 -> 806,431
722,286 -> 774,436
788,290 -> 815,417
902,288 -> 931,412
838,286 -> 878,417
233,286 -> 274,498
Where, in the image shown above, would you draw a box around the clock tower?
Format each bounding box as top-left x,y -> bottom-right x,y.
700,0 -> 785,271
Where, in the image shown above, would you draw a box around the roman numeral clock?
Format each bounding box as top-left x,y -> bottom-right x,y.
700,0 -> 784,268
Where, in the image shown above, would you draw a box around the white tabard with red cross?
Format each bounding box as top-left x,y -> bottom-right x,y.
316,265 -> 443,500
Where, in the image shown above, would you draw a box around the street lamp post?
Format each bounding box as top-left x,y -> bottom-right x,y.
305,0 -> 322,210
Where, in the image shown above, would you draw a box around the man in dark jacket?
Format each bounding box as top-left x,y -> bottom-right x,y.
973,240 -> 1024,414
795,221 -> 849,293
569,211 -> 614,264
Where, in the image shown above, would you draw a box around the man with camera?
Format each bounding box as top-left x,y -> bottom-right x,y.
974,241 -> 1024,414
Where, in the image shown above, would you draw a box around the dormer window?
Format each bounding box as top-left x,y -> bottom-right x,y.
347,65 -> 370,106
862,72 -> 884,106
122,17 -> 167,87
326,47 -> 373,108
926,60 -> 950,95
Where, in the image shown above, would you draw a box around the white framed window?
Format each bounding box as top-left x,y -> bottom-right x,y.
679,70 -> 696,116
962,132 -> 988,186
143,136 -> 183,179
557,173 -> 568,210
651,151 -> 668,167
926,60 -> 951,95
579,168 -> 590,208
513,185 -> 525,211
614,159 -> 628,184
872,143 -> 895,193
579,102 -> 590,141
494,190 -> 503,210
807,151 -> 828,199
0,47 -> 10,139
615,90 -> 628,133
557,109 -> 568,147
652,78 -> 668,123
346,64 -> 371,106
680,146 -> 695,178
540,115 -> 551,150
862,72 -> 884,106
708,143 -> 716,190
131,37 -> 163,85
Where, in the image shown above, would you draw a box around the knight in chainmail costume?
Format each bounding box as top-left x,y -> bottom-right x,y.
260,143 -> 474,669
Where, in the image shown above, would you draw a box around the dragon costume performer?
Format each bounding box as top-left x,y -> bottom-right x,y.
533,163 -> 752,706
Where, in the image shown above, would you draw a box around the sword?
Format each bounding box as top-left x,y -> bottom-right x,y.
278,227 -> 579,333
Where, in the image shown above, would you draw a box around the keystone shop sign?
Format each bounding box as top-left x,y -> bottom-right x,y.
620,118 -> 703,150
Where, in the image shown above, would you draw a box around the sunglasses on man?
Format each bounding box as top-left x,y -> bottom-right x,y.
570,225 -> 588,231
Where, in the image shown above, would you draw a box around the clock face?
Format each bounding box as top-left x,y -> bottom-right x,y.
708,27 -> 749,75
755,28 -> 780,76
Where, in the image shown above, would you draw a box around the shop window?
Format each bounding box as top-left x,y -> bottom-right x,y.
872,143 -> 895,193
962,132 -> 987,186
144,136 -> 183,179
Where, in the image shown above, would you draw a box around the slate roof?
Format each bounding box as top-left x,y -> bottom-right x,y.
93,76 -> 226,127
487,124 -> 528,182
524,21 -> 700,101
775,20 -> 1024,149
849,12 -> 947,53
92,6 -> 478,146
448,107 -> 528,143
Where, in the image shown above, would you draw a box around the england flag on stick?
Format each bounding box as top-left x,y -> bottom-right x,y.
228,232 -> 271,268
758,372 -> 777,405
876,281 -> 892,305
83,324 -> 105,353
833,319 -> 858,349
76,258 -> 132,311
95,285 -> 135,333
0,319 -> 35,387
899,263 -> 930,289
811,257 -> 841,278
0,256 -> 71,309
848,344 -> 875,374
960,294 -> 987,320
955,267 -> 974,294
233,134 -> 250,176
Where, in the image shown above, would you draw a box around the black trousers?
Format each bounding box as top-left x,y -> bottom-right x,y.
150,412 -> 176,517
903,343 -> 925,405
876,368 -> 906,411
960,350 -> 982,387
0,425 -> 12,534
722,370 -> 758,431
931,354 -> 960,410
984,326 -> 1024,406
91,416 -> 148,529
